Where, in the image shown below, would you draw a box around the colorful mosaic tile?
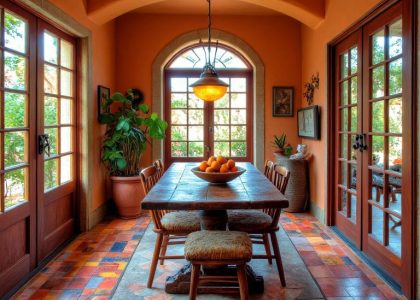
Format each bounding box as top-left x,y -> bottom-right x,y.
12,213 -> 403,299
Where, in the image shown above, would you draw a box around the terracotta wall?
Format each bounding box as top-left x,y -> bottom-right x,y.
115,14 -> 302,167
47,0 -> 116,211
300,0 -> 382,217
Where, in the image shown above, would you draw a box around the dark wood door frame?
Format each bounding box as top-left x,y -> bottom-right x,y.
327,0 -> 416,298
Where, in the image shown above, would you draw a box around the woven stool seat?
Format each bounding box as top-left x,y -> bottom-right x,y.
161,211 -> 201,233
228,210 -> 273,232
185,231 -> 252,261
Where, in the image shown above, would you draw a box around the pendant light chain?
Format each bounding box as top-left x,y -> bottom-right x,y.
207,0 -> 211,65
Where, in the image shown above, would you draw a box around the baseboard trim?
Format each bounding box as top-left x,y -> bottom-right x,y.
309,200 -> 325,223
88,200 -> 109,230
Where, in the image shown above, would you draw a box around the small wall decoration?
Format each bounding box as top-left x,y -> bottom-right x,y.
98,85 -> 110,121
297,105 -> 320,140
272,86 -> 294,117
303,73 -> 319,105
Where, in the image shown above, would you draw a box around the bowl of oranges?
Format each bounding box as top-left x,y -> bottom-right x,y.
191,156 -> 245,183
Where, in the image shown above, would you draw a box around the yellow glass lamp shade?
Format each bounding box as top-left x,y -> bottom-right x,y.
190,67 -> 228,101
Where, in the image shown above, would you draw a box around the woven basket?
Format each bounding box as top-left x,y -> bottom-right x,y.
275,154 -> 309,213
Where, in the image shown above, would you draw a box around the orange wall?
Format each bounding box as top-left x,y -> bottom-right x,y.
301,0 -> 382,215
115,14 -> 302,167
47,0 -> 116,210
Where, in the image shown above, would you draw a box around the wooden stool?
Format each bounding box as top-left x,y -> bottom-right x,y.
185,231 -> 252,300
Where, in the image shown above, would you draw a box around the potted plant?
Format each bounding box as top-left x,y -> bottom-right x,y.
100,89 -> 168,219
272,134 -> 293,157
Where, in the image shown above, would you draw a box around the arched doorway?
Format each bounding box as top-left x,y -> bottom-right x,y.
164,44 -> 253,165
152,29 -> 265,170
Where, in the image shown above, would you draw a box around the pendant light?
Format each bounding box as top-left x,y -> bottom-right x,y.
189,0 -> 228,102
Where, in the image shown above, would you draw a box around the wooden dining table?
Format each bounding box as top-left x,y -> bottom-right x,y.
142,162 -> 289,294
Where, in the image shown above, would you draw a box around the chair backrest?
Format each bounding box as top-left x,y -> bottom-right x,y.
264,160 -> 275,181
153,159 -> 165,179
272,165 -> 290,194
140,164 -> 168,231
140,165 -> 160,195
263,165 -> 290,225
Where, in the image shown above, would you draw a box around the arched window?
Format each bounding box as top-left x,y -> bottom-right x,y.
164,44 -> 253,165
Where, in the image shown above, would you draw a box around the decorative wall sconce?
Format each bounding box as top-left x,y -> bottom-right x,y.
303,73 -> 319,106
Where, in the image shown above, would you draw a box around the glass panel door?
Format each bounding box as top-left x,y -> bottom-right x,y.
362,6 -> 404,282
334,31 -> 362,248
0,3 -> 37,297
37,20 -> 77,261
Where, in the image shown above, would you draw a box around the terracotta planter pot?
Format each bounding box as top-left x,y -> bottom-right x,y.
110,175 -> 143,219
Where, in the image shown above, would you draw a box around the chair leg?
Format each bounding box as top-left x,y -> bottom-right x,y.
147,233 -> 163,288
159,235 -> 169,265
270,232 -> 286,287
236,264 -> 249,300
189,263 -> 201,300
262,234 -> 272,264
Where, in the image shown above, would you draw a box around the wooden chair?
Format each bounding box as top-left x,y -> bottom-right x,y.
264,159 -> 275,182
140,165 -> 201,288
153,159 -> 165,179
185,231 -> 252,300
227,165 -> 290,287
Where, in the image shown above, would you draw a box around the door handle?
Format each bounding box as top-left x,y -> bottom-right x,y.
352,134 -> 368,152
39,134 -> 51,157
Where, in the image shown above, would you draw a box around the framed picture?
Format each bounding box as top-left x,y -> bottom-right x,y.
272,86 -> 294,117
297,105 -> 320,140
98,85 -> 110,121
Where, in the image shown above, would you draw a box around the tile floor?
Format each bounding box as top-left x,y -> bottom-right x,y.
12,213 -> 402,299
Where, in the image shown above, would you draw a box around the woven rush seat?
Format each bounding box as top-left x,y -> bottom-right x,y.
185,231 -> 252,261
160,211 -> 201,233
228,210 -> 272,232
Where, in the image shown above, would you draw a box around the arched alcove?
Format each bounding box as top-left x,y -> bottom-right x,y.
152,29 -> 265,170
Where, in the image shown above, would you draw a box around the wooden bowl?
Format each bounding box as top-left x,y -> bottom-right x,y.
191,166 -> 246,183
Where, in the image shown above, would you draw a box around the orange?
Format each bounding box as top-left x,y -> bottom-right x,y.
211,161 -> 221,171
205,167 -> 215,173
227,159 -> 235,169
230,166 -> 238,172
207,156 -> 216,166
216,155 -> 227,164
199,161 -> 208,171
220,164 -> 229,173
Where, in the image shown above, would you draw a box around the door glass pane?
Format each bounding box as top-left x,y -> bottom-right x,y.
340,134 -> 348,159
44,32 -> 58,64
230,78 -> 246,92
44,65 -> 58,94
372,66 -> 384,98
389,19 -> 402,58
388,216 -> 401,257
231,93 -> 246,108
188,126 -> 203,141
350,76 -> 358,104
350,106 -> 357,133
389,136 -> 402,172
340,108 -> 348,131
171,78 -> 187,92
61,99 -> 72,124
231,126 -> 246,140
214,142 -> 229,157
5,12 -> 26,54
44,96 -> 58,125
4,52 -> 26,90
60,69 -> 73,97
349,193 -> 357,223
231,142 -> 246,157
372,136 -> 384,167
188,110 -> 204,125
60,155 -> 72,184
171,94 -> 187,108
214,126 -> 229,141
188,93 -> 204,108
372,101 -> 384,132
215,94 -> 229,108
370,205 -> 384,244
4,168 -> 27,209
5,131 -> 26,167
44,128 -> 58,155
171,142 -> 187,157
60,39 -> 74,69
231,109 -> 246,124
389,58 -> 402,95
350,47 -> 358,74
372,29 -> 385,65
339,188 -> 347,213
60,127 -> 72,153
188,142 -> 204,157
214,110 -> 230,124
340,162 -> 348,186
171,126 -> 187,141
44,159 -> 58,190
341,52 -> 348,79
340,81 -> 348,105
389,98 -> 402,134
5,93 -> 26,128
171,109 -> 187,124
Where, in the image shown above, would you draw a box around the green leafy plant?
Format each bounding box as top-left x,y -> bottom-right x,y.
100,89 -> 168,177
272,134 -> 287,151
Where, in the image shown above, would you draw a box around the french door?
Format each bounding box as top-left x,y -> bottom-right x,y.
164,69 -> 253,165
0,1 -> 77,297
332,1 -> 413,295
